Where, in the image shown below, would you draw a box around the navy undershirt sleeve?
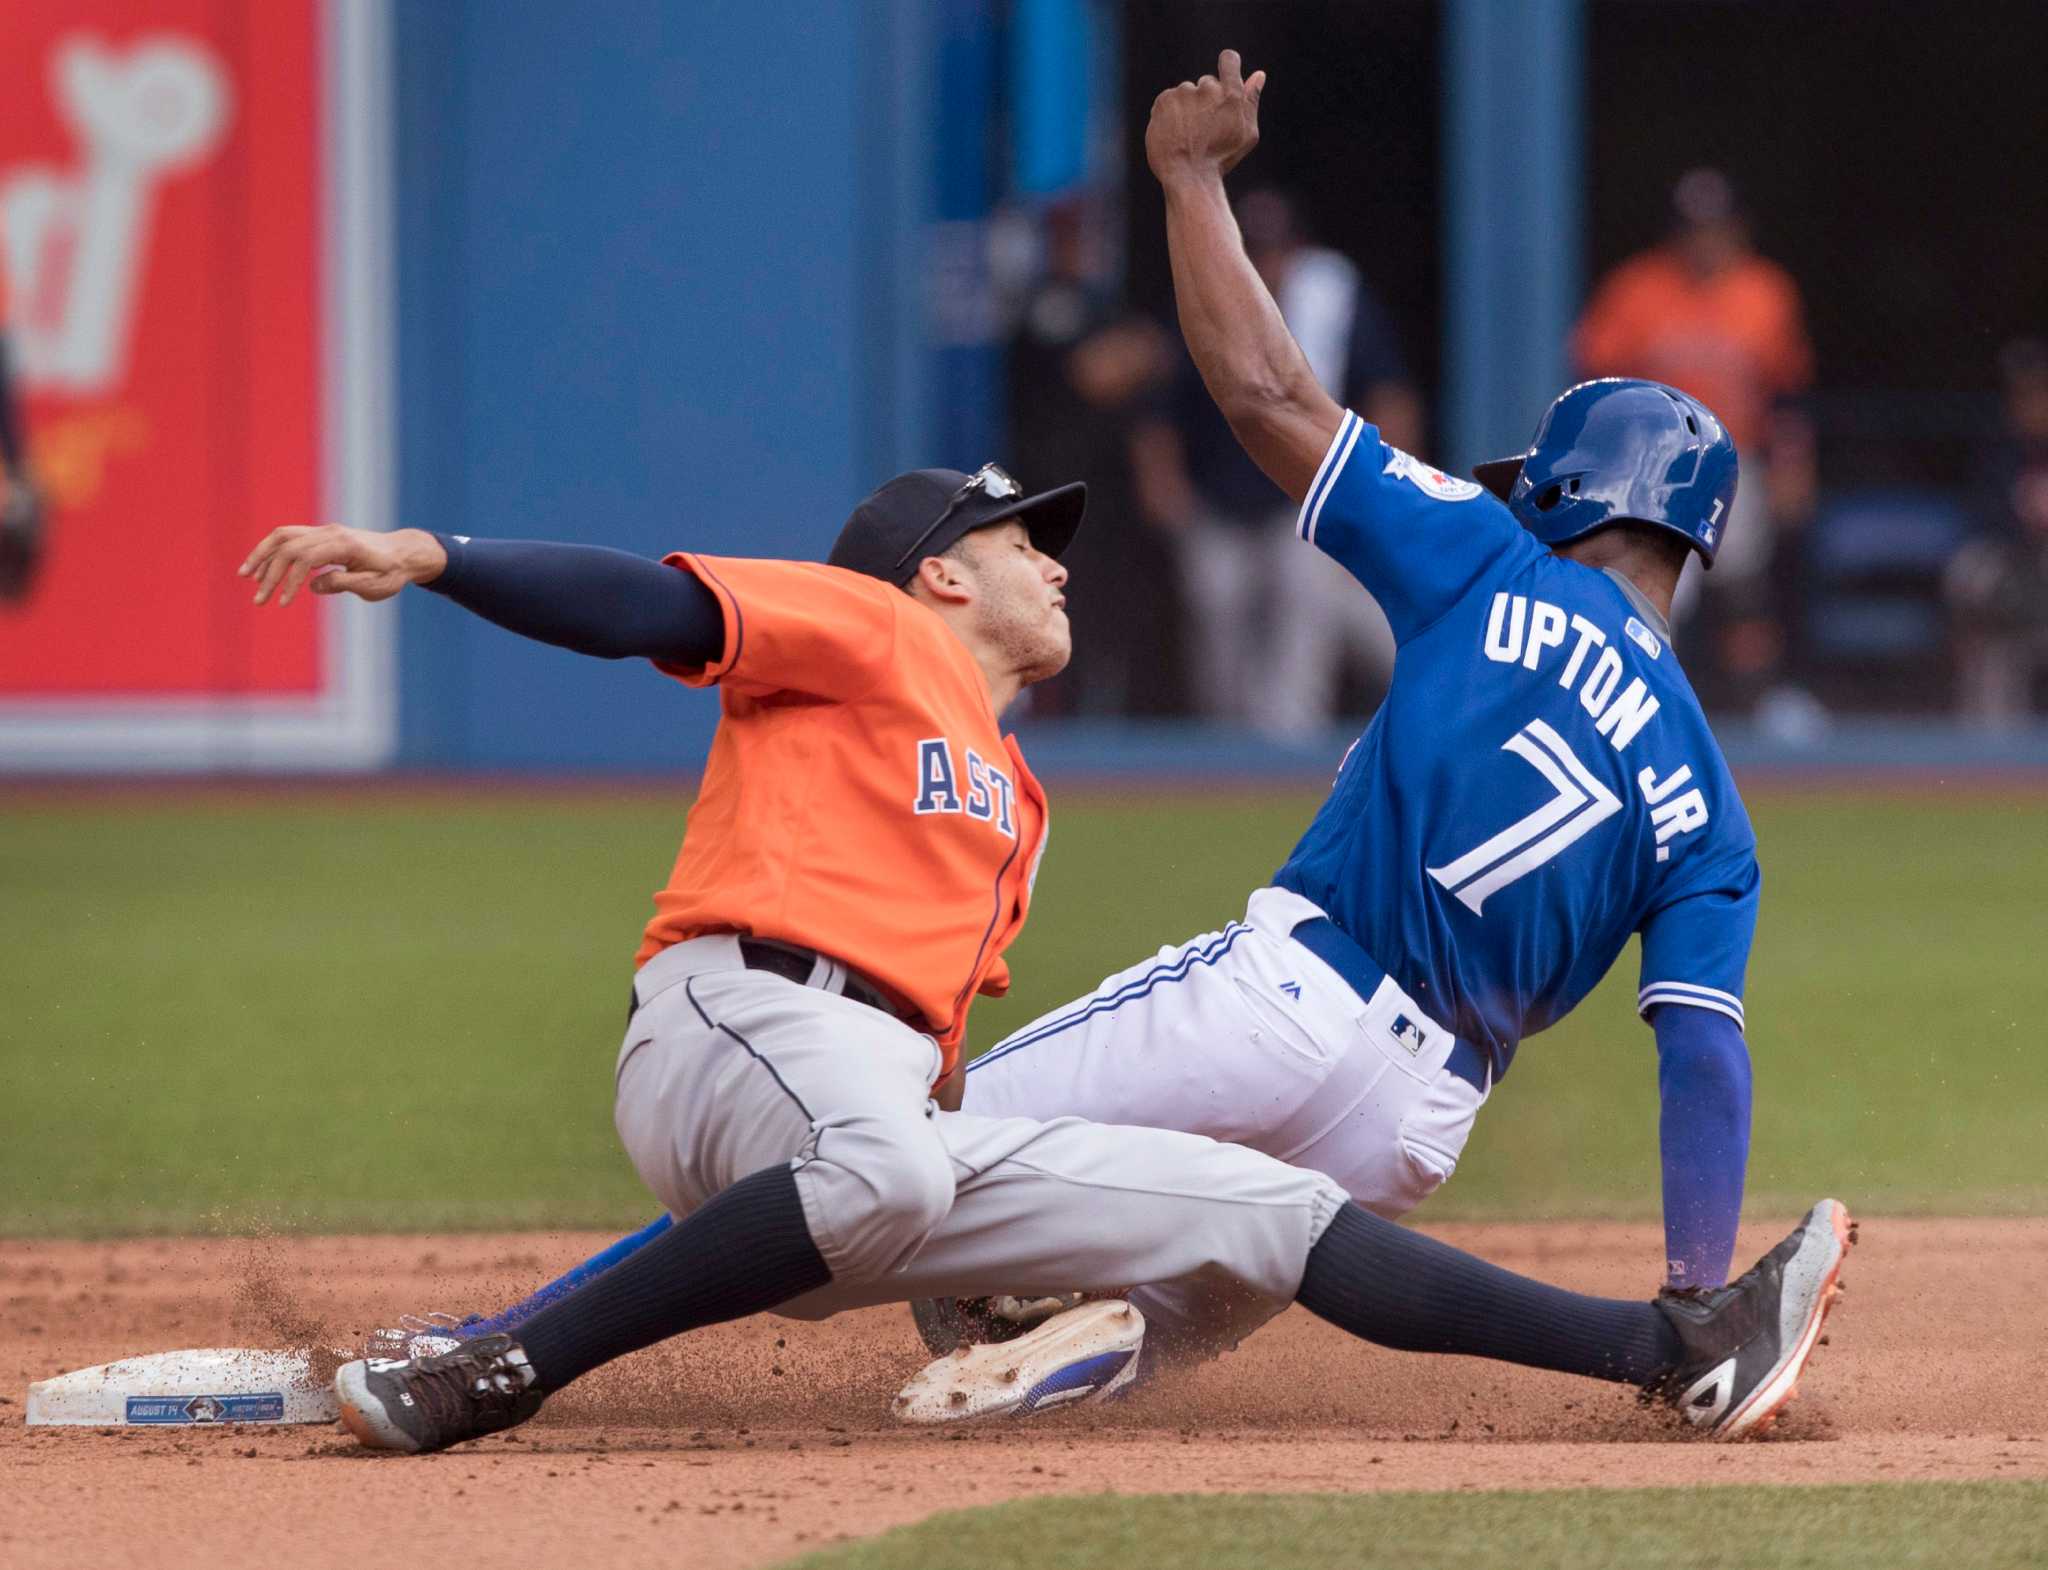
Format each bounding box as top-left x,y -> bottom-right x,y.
1651,1003 -> 1752,1291
422,534 -> 724,665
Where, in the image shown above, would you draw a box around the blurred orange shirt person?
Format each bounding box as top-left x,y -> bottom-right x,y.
638,554 -> 1046,1069
1573,171 -> 1813,455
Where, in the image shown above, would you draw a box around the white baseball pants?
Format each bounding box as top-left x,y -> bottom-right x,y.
611,934 -> 1348,1349
965,885 -> 1490,1355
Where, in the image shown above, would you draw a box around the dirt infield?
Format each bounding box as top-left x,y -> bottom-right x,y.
4,1217 -> 2043,1570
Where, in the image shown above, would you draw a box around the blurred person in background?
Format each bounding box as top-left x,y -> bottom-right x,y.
1574,169 -> 1816,717
1007,199 -> 1181,716
1944,337 -> 2048,725
0,209 -> 46,604
1133,187 -> 1421,737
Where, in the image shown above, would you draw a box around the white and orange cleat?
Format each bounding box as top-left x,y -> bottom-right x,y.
1647,1198 -> 1856,1439
893,1298 -> 1145,1424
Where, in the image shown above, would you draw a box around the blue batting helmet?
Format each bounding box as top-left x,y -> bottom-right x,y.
1472,379 -> 1739,566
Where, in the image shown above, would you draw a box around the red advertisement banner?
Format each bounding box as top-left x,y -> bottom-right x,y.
0,0 -> 391,767
2,0 -> 323,696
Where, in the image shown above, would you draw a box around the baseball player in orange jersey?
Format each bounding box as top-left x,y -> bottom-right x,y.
249,251 -> 1843,1468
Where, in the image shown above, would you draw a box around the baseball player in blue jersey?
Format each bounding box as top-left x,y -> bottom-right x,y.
946,358 -> 1758,1354
1002,40 -> 1751,1241
360,53 -> 1846,1442
947,52 -> 1762,1369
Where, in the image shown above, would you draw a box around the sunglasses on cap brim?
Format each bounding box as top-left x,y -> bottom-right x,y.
890,464 -> 1026,576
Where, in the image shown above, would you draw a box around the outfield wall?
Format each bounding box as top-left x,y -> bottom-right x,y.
0,0 -> 937,773
391,2 -> 930,770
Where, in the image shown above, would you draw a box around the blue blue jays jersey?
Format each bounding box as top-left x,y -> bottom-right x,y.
1274,412 -> 1758,1076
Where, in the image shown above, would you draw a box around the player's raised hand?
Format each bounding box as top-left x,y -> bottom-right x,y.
1145,49 -> 1265,186
237,523 -> 446,607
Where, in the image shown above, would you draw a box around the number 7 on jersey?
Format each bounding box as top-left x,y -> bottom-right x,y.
1427,719 -> 1621,915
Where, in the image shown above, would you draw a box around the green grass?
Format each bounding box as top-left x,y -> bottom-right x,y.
1,789 -> 2043,1235
775,1484 -> 2048,1570
1453,791 -> 2048,1220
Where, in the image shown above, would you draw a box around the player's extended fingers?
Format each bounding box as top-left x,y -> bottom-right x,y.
253,533 -> 342,605
1218,49 -> 1243,88
246,526 -> 342,601
273,551 -> 332,608
1246,69 -> 1266,104
251,545 -> 301,605
238,525 -> 304,579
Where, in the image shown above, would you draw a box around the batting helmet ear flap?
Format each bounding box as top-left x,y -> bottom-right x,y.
1472,458 -> 1524,502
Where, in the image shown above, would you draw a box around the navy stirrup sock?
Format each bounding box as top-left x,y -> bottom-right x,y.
1296,1204 -> 1682,1386
513,1165 -> 830,1390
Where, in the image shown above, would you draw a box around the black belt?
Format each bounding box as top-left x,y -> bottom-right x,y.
628,940 -> 903,1024
736,939 -> 901,1016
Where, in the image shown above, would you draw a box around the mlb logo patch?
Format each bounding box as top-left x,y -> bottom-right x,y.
1390,1014 -> 1426,1055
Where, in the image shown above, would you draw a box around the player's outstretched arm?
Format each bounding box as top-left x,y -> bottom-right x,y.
239,525 -> 725,665
1147,50 -> 1343,503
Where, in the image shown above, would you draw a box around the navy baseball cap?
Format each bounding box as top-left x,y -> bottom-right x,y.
828,464 -> 1086,587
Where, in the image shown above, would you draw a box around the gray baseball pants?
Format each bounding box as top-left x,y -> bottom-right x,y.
612,935 -> 1348,1348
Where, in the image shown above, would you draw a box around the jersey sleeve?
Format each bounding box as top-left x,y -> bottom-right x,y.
1295,409 -> 1533,641
1636,851 -> 1761,1031
656,554 -> 901,701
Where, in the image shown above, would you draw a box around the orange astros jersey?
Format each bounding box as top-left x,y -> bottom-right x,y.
637,554 -> 1048,1072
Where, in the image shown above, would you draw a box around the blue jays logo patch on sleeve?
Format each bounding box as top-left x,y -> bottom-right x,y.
1382,448 -> 1482,502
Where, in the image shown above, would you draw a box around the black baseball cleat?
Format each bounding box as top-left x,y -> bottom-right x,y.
1645,1197 -> 1856,1439
334,1333 -> 545,1454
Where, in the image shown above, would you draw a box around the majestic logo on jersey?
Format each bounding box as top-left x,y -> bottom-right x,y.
913,737 -> 1017,837
1383,448 -> 1482,502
